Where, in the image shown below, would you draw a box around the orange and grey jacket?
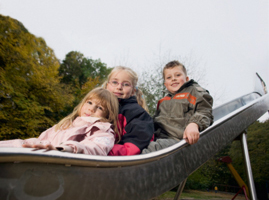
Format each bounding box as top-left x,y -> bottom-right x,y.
154,79 -> 214,140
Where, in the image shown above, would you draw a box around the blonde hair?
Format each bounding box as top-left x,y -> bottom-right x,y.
55,87 -> 121,143
103,66 -> 149,112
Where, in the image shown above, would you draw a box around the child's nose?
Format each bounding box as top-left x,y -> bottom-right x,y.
88,105 -> 96,112
116,83 -> 123,89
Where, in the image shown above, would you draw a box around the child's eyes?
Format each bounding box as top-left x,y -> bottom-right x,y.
86,99 -> 104,111
166,74 -> 181,79
122,82 -> 131,87
97,106 -> 103,111
110,80 -> 131,87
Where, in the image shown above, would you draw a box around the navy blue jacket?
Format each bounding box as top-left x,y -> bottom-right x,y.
109,96 -> 154,155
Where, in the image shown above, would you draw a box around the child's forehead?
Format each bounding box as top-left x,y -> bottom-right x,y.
164,66 -> 185,74
87,97 -> 102,104
110,71 -> 132,82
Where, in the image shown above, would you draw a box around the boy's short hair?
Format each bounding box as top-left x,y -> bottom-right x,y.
163,60 -> 187,79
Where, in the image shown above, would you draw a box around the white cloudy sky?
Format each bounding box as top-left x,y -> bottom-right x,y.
1,0 -> 268,120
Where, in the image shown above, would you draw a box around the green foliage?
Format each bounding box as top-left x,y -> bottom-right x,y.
229,120 -> 269,183
186,146 -> 234,191
185,167 -> 212,190
58,51 -> 111,91
0,15 -> 73,140
58,51 -> 112,115
0,15 -> 113,140
186,120 -> 269,192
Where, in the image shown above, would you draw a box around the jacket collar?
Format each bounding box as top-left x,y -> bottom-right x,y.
166,79 -> 196,96
118,96 -> 137,105
74,116 -> 102,125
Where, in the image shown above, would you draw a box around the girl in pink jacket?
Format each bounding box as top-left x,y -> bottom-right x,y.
0,87 -> 120,156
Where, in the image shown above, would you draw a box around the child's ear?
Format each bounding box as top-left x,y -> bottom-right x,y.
186,76 -> 189,81
164,81 -> 168,88
132,87 -> 136,95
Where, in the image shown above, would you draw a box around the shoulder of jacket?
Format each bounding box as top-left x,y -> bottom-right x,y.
192,82 -> 208,93
160,95 -> 172,101
92,121 -> 112,132
122,101 -> 142,110
121,102 -> 148,119
196,86 -> 207,92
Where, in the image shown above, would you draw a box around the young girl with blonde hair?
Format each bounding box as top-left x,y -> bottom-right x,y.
0,87 -> 120,156
103,66 -> 154,156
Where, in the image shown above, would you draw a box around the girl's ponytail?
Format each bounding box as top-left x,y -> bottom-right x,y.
135,87 -> 149,113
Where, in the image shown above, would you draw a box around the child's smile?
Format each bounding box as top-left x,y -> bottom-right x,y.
171,82 -> 179,87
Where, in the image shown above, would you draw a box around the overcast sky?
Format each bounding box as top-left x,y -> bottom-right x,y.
1,0 -> 268,120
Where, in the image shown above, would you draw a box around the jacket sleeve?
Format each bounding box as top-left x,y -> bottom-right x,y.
0,137 -> 45,148
108,142 -> 140,156
37,126 -> 56,141
0,126 -> 57,148
56,126 -> 115,156
0,139 -> 25,147
109,107 -> 154,156
188,88 -> 214,131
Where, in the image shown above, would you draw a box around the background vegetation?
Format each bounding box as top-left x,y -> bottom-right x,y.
0,15 -> 111,140
1,15 -> 268,198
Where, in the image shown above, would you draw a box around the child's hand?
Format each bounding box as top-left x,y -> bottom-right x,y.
183,123 -> 200,145
22,141 -> 57,151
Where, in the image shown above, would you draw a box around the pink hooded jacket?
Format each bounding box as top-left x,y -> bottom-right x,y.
0,117 -> 115,156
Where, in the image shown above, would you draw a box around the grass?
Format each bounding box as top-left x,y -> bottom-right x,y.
151,189 -> 247,200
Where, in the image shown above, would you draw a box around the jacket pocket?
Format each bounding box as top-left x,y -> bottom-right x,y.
170,101 -> 190,118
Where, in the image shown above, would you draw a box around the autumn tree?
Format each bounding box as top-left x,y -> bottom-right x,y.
59,51 -> 111,90
58,51 -> 112,111
0,15 -> 73,140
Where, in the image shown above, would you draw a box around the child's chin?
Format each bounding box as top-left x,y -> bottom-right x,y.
170,88 -> 180,93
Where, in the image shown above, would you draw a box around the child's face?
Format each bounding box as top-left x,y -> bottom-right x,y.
164,66 -> 189,94
106,71 -> 135,99
80,98 -> 106,118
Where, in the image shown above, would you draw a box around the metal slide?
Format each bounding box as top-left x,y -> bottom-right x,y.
0,74 -> 268,200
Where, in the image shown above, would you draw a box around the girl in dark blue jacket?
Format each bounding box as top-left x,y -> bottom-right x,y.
104,66 -> 154,155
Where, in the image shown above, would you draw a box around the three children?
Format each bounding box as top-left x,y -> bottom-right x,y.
1,61 -> 213,156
